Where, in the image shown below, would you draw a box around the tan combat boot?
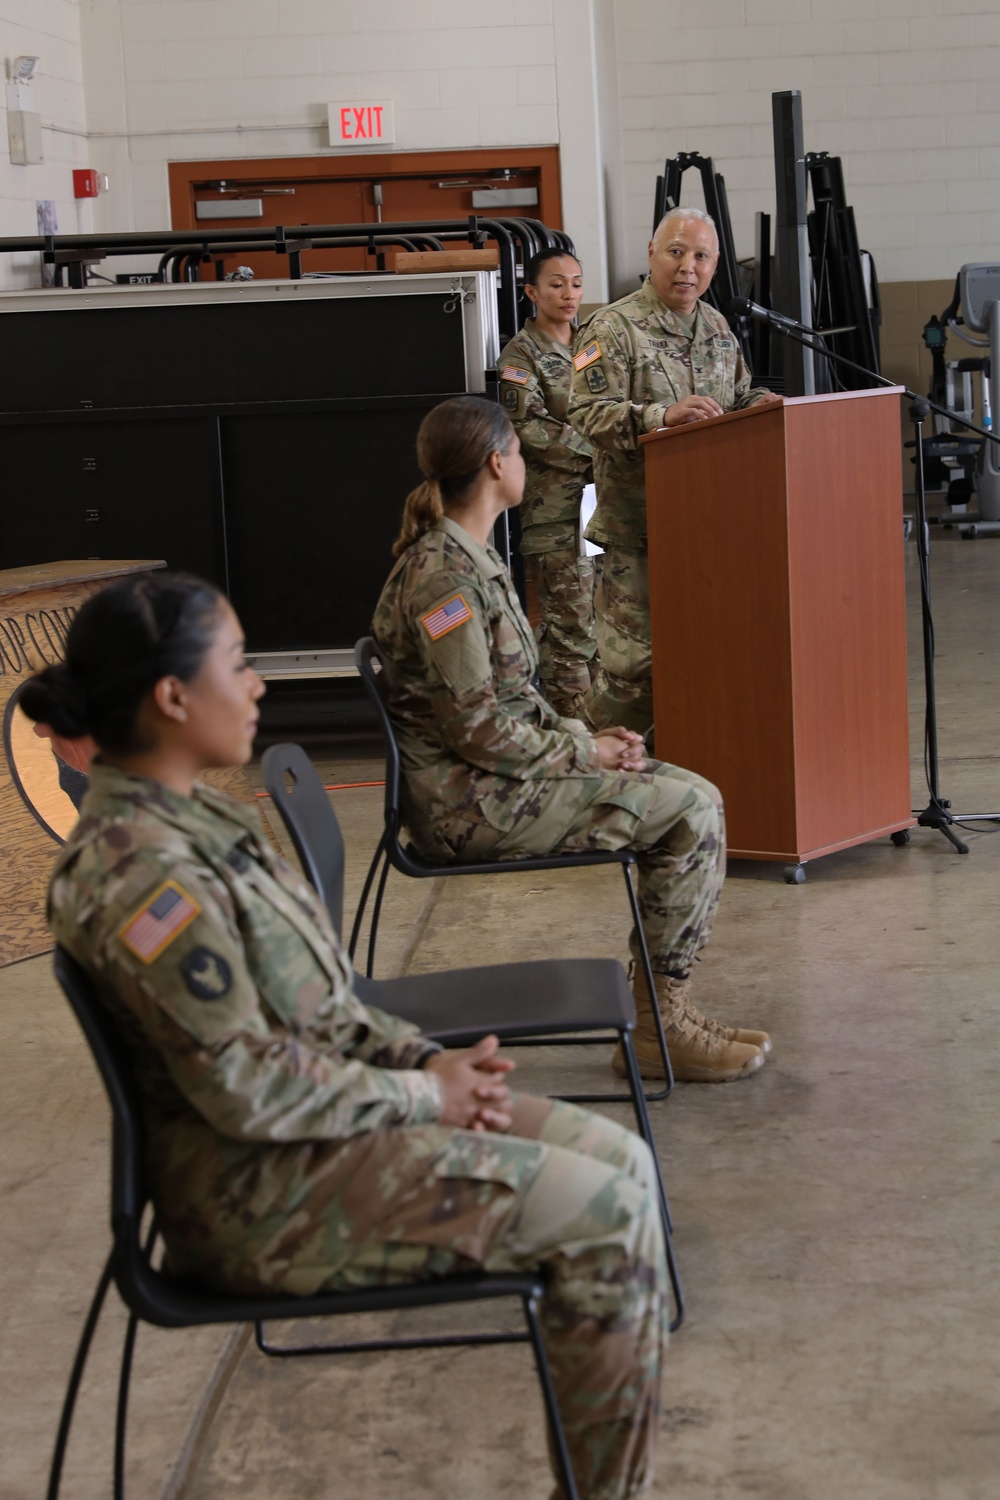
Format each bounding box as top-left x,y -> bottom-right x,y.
612,969 -> 766,1083
681,987 -> 772,1054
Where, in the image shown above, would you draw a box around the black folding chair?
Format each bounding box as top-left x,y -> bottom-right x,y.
349,636 -> 675,1101
48,946 -> 582,1500
261,742 -> 684,1329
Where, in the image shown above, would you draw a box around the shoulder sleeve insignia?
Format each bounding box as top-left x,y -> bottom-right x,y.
573,340 -> 603,372
181,946 -> 233,1001
586,365 -> 609,394
118,880 -> 201,963
500,365 -> 531,384
421,593 -> 474,641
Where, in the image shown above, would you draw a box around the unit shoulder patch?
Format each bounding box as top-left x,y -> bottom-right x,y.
586,365 -> 609,394
573,340 -> 603,372
421,593 -> 474,641
119,880 -> 201,963
181,946 -> 233,1001
500,365 -> 531,384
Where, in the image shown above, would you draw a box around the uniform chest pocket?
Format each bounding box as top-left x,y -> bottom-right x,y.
234,873 -> 333,1028
488,600 -> 537,695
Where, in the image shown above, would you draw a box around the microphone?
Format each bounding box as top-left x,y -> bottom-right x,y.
729,297 -> 814,336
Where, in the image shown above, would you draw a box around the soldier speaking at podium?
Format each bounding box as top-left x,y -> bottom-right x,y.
567,208 -> 780,740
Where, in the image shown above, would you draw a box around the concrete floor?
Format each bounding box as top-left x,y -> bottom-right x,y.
3,526 -> 1000,1499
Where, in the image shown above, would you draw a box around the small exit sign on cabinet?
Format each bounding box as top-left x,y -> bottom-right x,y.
328,101 -> 395,147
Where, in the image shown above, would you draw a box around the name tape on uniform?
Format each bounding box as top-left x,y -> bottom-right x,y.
119,880 -> 201,963
421,594 -> 473,641
573,341 -> 603,372
500,366 -> 531,384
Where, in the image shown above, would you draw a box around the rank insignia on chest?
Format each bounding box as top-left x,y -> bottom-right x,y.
119,880 -> 201,963
500,365 -> 531,384
421,593 -> 473,640
574,340 -> 602,371
586,365 -> 609,393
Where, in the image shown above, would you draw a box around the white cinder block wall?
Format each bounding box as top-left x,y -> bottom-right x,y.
0,0 -> 997,294
614,0 -> 1000,294
0,0 -> 92,289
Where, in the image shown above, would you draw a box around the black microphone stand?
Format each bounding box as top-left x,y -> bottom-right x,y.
737,306 -> 1000,851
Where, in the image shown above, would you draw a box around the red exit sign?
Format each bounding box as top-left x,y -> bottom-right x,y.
328,100 -> 395,147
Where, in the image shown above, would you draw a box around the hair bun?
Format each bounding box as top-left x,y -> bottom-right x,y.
19,661 -> 90,740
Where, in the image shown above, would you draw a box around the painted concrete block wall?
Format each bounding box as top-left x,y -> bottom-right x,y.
614,0 -> 1000,293
76,0 -> 560,261
0,1 -> 92,289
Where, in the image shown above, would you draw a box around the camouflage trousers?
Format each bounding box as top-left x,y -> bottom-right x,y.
525,544 -> 599,718
582,546 -> 653,740
427,761 -> 725,980
324,1095 -> 667,1500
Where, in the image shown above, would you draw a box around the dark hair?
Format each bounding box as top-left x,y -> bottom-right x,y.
523,248 -> 582,287
19,572 -> 224,754
392,396 -> 515,557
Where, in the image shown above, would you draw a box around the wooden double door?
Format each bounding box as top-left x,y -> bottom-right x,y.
168,146 -> 562,279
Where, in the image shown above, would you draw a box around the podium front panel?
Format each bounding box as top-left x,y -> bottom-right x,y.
645,404 -> 799,857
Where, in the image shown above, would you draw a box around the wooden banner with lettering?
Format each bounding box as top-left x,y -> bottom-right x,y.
0,560 -> 258,967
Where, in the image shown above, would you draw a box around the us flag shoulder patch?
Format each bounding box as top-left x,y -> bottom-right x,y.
421,593 -> 473,641
119,880 -> 201,963
574,340 -> 602,371
500,365 -> 531,384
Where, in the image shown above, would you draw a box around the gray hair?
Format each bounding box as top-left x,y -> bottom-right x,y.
653,206 -> 717,240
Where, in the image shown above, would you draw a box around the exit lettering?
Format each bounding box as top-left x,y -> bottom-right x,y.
328,99 -> 395,148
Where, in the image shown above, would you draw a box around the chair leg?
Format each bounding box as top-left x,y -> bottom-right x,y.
618,1031 -> 686,1333
114,1312 -> 140,1500
349,830 -> 388,963
522,1293 -> 580,1500
621,864 -> 674,1102
366,851 -> 392,978
47,1251 -> 116,1500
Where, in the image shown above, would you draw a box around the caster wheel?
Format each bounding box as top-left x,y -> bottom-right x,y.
903,518 -> 913,541
963,526 -> 978,539
891,829 -> 910,847
783,863 -> 805,884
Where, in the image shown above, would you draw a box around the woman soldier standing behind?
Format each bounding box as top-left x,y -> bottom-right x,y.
500,249 -> 597,718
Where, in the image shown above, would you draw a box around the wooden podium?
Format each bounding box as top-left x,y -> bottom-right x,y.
641,388 -> 914,876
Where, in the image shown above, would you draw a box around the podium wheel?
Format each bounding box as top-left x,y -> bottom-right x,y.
783,863 -> 806,884
890,829 -> 911,847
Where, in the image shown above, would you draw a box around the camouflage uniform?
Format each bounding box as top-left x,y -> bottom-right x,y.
49,762 -> 667,1500
567,283 -> 770,737
372,516 -> 726,981
500,322 -> 598,718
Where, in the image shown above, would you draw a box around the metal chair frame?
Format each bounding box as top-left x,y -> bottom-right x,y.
48,946 -> 581,1500
349,635 -> 675,1102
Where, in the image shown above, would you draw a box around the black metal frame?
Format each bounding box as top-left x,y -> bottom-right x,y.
0,216 -> 574,348
48,946 -> 582,1500
349,639 -> 675,1103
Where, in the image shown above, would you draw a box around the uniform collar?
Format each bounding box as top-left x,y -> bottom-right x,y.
522,321 -> 574,360
436,516 -> 507,581
82,760 -> 262,857
639,278 -> 705,335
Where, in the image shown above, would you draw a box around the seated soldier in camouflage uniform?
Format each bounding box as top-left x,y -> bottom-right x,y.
373,396 -> 770,1090
24,572 -> 669,1500
500,249 -> 597,717
567,207 -> 781,739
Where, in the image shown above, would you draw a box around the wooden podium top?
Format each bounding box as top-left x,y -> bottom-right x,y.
0,558 -> 166,599
639,386 -> 905,448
